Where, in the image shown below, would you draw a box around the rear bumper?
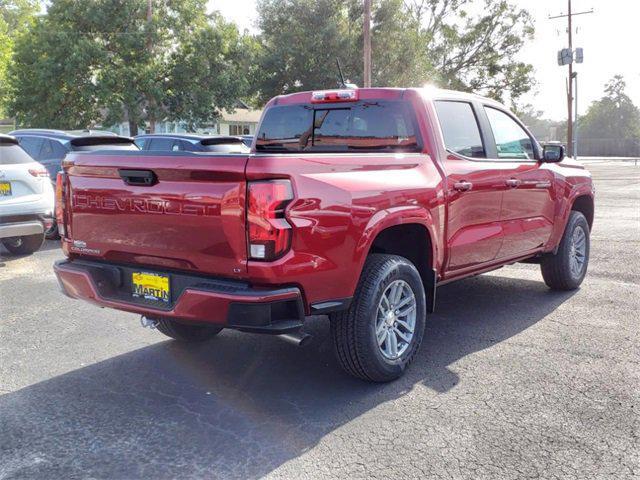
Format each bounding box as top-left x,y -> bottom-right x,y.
0,212 -> 54,239
53,259 -> 305,333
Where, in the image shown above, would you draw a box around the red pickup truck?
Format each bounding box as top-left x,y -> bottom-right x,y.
54,87 -> 594,382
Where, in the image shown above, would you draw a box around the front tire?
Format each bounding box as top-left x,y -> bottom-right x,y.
541,211 -> 590,290
155,318 -> 223,342
330,254 -> 427,382
2,234 -> 45,255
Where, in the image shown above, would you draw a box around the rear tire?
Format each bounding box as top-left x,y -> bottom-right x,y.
155,318 -> 223,342
541,211 -> 590,290
330,254 -> 427,382
2,234 -> 45,255
45,220 -> 60,240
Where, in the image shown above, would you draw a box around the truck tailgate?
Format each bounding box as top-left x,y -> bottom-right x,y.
65,152 -> 249,278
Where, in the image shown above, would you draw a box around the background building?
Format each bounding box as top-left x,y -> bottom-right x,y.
111,101 -> 262,137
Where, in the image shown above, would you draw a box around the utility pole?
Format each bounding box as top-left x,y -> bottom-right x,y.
549,1 -> 593,158
363,0 -> 371,87
146,0 -> 156,134
567,0 -> 573,157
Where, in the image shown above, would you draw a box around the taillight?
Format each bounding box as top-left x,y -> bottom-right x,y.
55,172 -> 66,237
247,180 -> 294,260
28,168 -> 49,178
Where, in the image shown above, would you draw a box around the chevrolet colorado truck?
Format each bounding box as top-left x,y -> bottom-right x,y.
53,87 -> 594,382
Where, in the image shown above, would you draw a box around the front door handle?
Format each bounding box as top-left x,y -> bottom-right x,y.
506,178 -> 521,188
453,181 -> 473,192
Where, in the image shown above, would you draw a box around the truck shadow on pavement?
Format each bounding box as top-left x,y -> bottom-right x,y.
1,274 -> 576,479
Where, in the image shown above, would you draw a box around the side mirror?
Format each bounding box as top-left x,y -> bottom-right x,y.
542,144 -> 565,163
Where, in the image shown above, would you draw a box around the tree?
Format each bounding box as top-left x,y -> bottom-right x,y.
8,0 -> 251,134
579,75 -> 640,141
0,0 -> 38,116
164,14 -> 255,130
254,0 -> 361,103
254,0 -> 534,104
0,17 -> 11,116
0,0 -> 39,32
410,0 -> 534,101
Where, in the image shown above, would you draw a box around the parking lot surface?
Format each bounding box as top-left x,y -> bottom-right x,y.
1,163 -> 638,479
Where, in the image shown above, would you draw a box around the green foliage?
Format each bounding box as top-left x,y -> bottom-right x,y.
165,14 -> 252,130
0,0 -> 38,33
0,0 -> 39,116
579,75 -> 640,140
254,0 -> 360,102
0,17 -> 11,116
8,0 -> 251,133
254,0 -> 535,104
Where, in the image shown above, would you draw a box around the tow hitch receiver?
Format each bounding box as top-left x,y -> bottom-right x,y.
140,316 -> 159,329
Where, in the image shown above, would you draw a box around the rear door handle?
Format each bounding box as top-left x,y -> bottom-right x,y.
506,178 -> 521,188
453,181 -> 473,192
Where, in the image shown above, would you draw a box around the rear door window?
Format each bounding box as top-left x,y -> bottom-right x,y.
434,101 -> 485,158
256,100 -> 421,153
0,145 -> 36,164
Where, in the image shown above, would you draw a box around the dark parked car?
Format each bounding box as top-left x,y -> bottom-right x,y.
134,134 -> 250,153
10,129 -> 138,238
239,135 -> 254,148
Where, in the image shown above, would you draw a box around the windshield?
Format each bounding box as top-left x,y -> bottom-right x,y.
255,100 -> 421,153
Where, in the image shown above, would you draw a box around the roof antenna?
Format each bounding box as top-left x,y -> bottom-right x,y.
336,59 -> 358,89
336,58 -> 346,88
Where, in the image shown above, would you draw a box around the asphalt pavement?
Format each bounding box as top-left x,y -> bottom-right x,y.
0,162 -> 638,479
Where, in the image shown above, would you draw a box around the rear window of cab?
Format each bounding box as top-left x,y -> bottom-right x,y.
255,100 -> 421,153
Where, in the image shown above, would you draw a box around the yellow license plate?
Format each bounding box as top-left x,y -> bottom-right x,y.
132,272 -> 170,303
0,182 -> 11,196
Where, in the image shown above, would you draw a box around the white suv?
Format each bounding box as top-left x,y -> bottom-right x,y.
0,134 -> 54,255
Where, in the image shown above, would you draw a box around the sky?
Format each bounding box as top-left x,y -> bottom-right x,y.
209,0 -> 640,121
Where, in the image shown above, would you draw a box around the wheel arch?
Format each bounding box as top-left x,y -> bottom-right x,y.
367,223 -> 434,286
571,194 -> 594,230
357,214 -> 438,312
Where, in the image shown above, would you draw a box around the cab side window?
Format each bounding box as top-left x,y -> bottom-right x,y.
434,101 -> 485,158
484,107 -> 535,160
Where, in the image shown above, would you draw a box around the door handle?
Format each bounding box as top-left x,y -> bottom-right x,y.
118,169 -> 158,186
506,178 -> 521,188
453,181 -> 473,192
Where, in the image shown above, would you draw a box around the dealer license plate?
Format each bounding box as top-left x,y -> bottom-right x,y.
132,272 -> 170,303
0,182 -> 11,196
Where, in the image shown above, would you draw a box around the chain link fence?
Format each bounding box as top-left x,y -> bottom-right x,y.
577,138 -> 640,157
